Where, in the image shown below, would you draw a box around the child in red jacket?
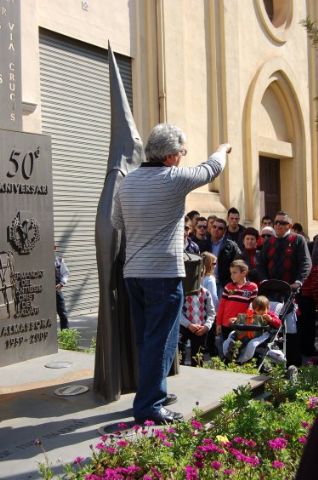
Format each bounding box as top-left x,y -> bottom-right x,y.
216,260 -> 258,340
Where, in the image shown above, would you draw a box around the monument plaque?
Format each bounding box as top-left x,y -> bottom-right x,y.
0,131 -> 57,366
0,0 -> 57,366
0,0 -> 22,131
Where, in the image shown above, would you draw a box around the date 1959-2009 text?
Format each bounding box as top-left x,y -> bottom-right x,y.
5,331 -> 49,349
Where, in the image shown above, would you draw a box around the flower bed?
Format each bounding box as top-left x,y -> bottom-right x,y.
39,366 -> 318,479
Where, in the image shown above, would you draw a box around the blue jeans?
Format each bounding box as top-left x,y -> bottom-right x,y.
56,289 -> 69,329
125,277 -> 183,419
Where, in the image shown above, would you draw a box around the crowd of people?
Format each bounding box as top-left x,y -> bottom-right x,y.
182,207 -> 318,367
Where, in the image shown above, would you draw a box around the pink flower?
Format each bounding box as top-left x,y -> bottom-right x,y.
308,397 -> 318,409
150,467 -> 162,479
125,465 -> 141,474
246,439 -> 256,448
198,443 -> 224,454
105,446 -> 116,455
191,419 -> 203,430
229,448 -> 259,466
194,450 -> 204,459
117,422 -> 128,429
100,434 -> 109,441
144,419 -> 155,426
301,421 -> 310,429
268,437 -> 288,450
95,442 -> 107,451
211,461 -> 222,470
223,469 -> 235,476
185,465 -> 199,480
233,437 -> 256,448
73,456 -> 85,464
154,429 -> 167,440
272,460 -> 285,469
298,436 -> 307,444
244,455 -> 260,466
163,440 -> 173,447
143,476 -> 152,480
117,439 -> 129,447
166,427 -> 176,434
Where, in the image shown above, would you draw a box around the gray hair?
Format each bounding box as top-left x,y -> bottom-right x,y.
145,123 -> 186,163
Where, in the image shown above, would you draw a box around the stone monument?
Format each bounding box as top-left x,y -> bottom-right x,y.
0,0 -> 57,366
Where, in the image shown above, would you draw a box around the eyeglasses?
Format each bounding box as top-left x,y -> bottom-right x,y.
274,220 -> 289,226
261,234 -> 272,238
197,225 -> 207,229
212,225 -> 225,230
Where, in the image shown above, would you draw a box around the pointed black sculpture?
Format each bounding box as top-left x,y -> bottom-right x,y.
94,42 -> 144,400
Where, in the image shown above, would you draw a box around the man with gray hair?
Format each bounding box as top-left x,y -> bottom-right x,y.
112,123 -> 231,424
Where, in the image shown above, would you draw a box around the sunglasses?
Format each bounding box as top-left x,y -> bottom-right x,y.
197,225 -> 207,229
261,234 -> 272,238
274,220 -> 289,226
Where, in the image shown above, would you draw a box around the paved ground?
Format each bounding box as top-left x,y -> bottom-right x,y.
0,347 -> 266,480
68,314 -> 98,349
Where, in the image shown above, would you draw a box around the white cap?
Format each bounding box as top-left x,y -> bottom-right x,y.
261,226 -> 275,236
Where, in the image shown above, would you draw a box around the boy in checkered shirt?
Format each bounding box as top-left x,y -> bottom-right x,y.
179,285 -> 215,367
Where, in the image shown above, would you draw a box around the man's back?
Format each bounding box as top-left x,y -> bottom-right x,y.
113,153 -> 225,278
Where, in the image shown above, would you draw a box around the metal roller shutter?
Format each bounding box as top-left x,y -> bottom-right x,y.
39,29 -> 133,316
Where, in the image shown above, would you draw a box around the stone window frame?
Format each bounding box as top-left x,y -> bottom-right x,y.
255,0 -> 294,43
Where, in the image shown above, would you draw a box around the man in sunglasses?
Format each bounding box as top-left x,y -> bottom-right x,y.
191,216 -> 210,253
259,210 -> 312,366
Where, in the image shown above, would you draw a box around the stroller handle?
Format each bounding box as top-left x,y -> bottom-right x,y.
231,324 -> 271,332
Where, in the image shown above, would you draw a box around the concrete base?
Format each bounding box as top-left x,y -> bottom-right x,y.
0,349 -> 266,480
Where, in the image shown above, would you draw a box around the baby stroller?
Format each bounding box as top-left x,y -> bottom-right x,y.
223,280 -> 296,371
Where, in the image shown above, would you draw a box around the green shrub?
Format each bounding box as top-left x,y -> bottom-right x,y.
203,356 -> 259,375
57,328 -> 80,351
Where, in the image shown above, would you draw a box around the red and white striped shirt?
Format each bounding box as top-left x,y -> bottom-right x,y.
216,281 -> 258,327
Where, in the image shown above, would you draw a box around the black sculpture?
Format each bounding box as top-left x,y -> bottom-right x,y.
94,43 -> 144,401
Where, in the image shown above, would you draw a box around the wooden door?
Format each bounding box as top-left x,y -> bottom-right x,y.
259,156 -> 281,219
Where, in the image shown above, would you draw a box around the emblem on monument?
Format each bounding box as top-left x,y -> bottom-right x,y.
0,251 -> 16,320
8,211 -> 40,254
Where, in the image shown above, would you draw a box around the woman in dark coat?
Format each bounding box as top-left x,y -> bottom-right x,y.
240,227 -> 261,284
